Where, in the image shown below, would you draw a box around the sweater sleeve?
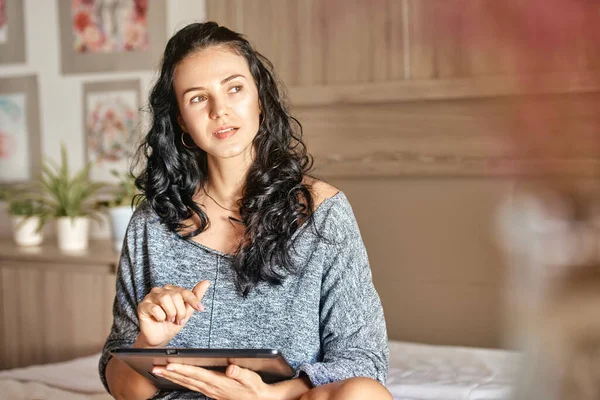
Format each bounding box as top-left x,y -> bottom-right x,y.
295,204 -> 389,386
98,208 -> 146,394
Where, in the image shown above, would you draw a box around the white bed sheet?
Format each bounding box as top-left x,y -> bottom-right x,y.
0,341 -> 521,400
387,341 -> 520,400
0,354 -> 108,400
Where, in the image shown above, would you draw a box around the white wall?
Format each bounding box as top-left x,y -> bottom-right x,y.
0,0 -> 206,238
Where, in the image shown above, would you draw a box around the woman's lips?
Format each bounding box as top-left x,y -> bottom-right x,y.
213,126 -> 239,139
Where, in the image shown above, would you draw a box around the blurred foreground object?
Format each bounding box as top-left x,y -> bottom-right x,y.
439,0 -> 600,398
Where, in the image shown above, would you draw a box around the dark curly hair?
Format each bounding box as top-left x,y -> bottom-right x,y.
133,22 -> 319,296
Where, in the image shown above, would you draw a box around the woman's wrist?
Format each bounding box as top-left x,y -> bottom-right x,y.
261,382 -> 278,400
106,355 -> 159,400
132,334 -> 151,348
132,334 -> 166,349
263,376 -> 312,400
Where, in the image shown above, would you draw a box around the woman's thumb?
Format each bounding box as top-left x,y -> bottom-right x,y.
226,365 -> 250,382
193,280 -> 211,300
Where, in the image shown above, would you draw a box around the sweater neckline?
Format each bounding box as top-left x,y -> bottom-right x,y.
181,191 -> 344,258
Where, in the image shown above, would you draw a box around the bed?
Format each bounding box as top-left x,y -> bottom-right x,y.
0,340 -> 520,400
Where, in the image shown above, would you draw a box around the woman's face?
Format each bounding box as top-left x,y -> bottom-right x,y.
173,46 -> 261,161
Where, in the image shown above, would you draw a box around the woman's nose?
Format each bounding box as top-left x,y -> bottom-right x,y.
209,95 -> 228,119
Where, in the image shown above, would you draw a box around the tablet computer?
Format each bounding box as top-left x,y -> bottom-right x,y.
110,348 -> 296,390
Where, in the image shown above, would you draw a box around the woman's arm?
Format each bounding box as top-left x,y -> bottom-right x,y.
266,375 -> 312,400
99,205 -> 157,398
105,336 -> 159,400
296,201 -> 389,387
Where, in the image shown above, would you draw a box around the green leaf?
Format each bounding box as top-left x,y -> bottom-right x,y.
35,142 -> 106,219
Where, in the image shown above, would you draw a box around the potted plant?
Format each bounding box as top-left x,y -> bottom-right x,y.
39,145 -> 105,252
1,187 -> 49,247
103,169 -> 142,253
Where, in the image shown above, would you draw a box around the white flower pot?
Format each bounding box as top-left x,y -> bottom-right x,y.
12,216 -> 43,247
56,217 -> 89,252
107,206 -> 134,253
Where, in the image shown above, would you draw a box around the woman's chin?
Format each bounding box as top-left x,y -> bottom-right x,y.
208,144 -> 253,161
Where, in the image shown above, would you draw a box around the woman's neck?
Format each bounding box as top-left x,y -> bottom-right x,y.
204,155 -> 250,208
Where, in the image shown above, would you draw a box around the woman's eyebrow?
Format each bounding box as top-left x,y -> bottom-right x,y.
182,74 -> 247,97
221,74 -> 246,85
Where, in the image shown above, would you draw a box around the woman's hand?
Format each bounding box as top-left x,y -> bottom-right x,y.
137,281 -> 210,347
152,363 -> 271,400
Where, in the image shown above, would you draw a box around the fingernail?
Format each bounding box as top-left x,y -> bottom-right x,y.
197,303 -> 204,311
166,365 -> 175,371
169,317 -> 175,323
179,319 -> 186,325
153,369 -> 162,375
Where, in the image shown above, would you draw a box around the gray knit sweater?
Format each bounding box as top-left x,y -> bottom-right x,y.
99,191 -> 389,399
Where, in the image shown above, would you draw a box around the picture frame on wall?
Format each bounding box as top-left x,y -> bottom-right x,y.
0,75 -> 41,188
0,0 -> 26,65
58,0 -> 167,74
83,79 -> 141,183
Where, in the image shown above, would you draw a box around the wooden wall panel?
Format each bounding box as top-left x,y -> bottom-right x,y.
318,0 -> 405,83
206,0 -> 600,178
241,0 -> 294,84
207,0 -> 405,86
295,0 -> 324,85
0,264 -> 115,369
388,0 -> 406,81
297,93 -> 600,177
408,0 -> 600,79
205,0 -> 239,32
238,1 -> 271,56
1,267 -> 47,368
43,270 -> 68,365
0,236 -> 118,370
408,0 -> 518,78
321,0 -> 368,84
332,177 -> 515,347
207,0 -> 600,86
381,281 -> 507,347
261,0 -> 299,86
1,268 -> 23,369
0,266 -> 3,369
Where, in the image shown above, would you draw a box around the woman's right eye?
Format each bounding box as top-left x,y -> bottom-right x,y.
191,95 -> 207,103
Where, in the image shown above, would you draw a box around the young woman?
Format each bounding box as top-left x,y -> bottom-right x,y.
100,22 -> 391,400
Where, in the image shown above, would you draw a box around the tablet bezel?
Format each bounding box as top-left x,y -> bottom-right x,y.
110,348 -> 296,390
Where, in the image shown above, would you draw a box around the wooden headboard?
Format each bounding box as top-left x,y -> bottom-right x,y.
333,178 -> 514,348
206,0 -> 600,348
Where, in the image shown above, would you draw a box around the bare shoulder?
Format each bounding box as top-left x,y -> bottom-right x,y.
303,177 -> 340,209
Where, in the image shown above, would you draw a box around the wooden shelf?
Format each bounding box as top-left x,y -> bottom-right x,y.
312,158 -> 600,179
0,238 -> 119,273
289,71 -> 600,106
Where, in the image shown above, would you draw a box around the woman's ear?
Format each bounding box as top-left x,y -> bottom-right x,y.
177,114 -> 188,132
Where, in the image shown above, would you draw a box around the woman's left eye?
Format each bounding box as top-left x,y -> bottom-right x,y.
229,86 -> 243,94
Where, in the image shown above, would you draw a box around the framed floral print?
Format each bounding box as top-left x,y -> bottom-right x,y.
58,0 -> 167,74
0,0 -> 26,64
83,79 -> 141,183
0,75 -> 41,187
